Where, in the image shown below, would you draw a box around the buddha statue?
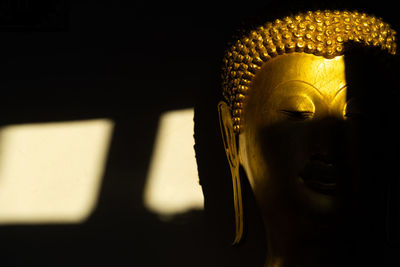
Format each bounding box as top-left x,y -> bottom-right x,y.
217,10 -> 398,267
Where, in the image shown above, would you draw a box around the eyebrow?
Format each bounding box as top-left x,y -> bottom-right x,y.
333,84 -> 348,98
273,79 -> 347,97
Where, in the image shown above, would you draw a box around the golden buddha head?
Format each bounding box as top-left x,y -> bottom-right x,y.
218,10 -> 397,266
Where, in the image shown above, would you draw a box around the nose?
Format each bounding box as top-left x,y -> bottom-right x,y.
309,116 -> 347,164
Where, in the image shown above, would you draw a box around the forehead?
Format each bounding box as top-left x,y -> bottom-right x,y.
250,53 -> 346,99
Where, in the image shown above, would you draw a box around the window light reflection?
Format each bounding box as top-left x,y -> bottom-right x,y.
144,108 -> 204,218
0,119 -> 114,224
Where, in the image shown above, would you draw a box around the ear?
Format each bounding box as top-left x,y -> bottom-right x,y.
218,101 -> 239,168
218,101 -> 243,244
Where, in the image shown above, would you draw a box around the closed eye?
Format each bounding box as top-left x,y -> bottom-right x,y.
280,110 -> 314,120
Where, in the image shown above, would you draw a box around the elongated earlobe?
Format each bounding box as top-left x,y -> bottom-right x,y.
218,101 -> 244,244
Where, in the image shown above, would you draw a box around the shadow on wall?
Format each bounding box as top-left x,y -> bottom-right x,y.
0,116 -> 207,267
0,2 -> 219,267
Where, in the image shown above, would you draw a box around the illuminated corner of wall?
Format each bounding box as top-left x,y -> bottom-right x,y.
0,119 -> 114,225
144,108 -> 204,219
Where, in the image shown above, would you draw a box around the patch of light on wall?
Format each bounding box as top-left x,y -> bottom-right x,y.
144,108 -> 203,218
0,119 -> 114,224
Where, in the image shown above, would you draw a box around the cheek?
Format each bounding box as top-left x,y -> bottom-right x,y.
260,122 -> 310,178
244,122 -> 311,202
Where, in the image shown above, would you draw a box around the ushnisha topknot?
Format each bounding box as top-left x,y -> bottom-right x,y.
222,10 -> 397,133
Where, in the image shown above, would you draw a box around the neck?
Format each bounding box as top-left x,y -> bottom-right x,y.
262,224 -> 358,267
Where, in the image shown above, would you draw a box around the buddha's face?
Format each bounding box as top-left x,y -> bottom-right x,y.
239,53 -> 360,243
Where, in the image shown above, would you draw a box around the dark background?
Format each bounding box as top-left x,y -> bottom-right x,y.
0,1 -> 399,266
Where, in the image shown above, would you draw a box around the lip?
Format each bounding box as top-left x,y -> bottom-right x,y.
299,160 -> 338,195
